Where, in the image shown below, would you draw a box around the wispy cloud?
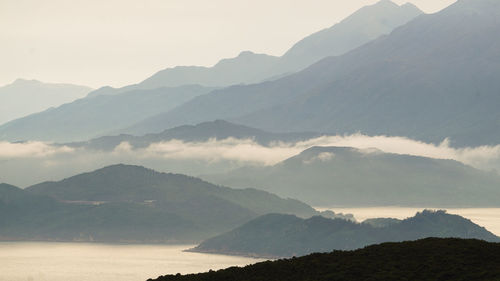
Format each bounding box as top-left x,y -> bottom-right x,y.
0,141 -> 74,158
1,135 -> 499,187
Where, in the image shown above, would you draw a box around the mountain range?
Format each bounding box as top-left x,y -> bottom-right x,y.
90,0 -> 421,94
125,0 -> 500,147
192,210 -> 500,258
66,120 -> 320,151
0,164 -> 348,242
0,1 -> 422,142
203,146 -> 500,207
0,79 -> 91,125
0,85 -> 213,142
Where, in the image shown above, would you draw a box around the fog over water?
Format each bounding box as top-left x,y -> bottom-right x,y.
0,243 -> 263,281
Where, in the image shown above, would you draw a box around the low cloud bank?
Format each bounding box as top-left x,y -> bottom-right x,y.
0,141 -> 74,158
1,134 -> 499,187
112,135 -> 500,170
294,135 -> 500,171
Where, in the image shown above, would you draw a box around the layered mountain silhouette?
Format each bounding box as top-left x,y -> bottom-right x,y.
274,0 -> 422,74
0,164 -> 347,242
87,51 -> 279,97
204,146 -> 500,206
90,0 -> 420,94
192,210 -> 500,258
0,1 -> 422,142
127,0 -> 500,146
0,79 -> 91,125
66,120 -> 320,151
0,85 -> 213,142
151,238 -> 500,281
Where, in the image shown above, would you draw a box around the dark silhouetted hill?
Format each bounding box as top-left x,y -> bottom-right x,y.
150,238 -> 500,281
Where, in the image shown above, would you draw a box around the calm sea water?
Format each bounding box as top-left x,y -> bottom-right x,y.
2,208 -> 499,281
318,207 -> 500,236
0,243 -> 264,281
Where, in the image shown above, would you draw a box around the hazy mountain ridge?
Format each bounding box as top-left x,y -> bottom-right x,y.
151,238 -> 500,281
129,0 -> 500,147
0,85 -> 213,142
0,79 -> 92,125
191,210 -> 500,258
66,120 -> 321,151
275,0 -> 422,73
90,0 -> 420,94
0,1 -> 423,141
26,164 -> 320,218
203,146 -> 500,206
139,51 -> 280,89
0,164 -> 349,242
234,0 -> 500,147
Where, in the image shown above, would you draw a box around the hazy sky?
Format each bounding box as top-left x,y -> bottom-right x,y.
0,0 -> 455,88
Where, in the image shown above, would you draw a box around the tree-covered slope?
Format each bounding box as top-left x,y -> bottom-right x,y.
150,238 -> 500,281
192,210 -> 499,258
0,165 -> 349,242
26,164 -> 321,219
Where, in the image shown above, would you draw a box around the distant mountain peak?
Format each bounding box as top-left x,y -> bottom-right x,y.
12,78 -> 41,85
356,0 -> 421,14
215,51 -> 278,67
372,0 -> 399,7
88,163 -> 158,175
237,50 -> 256,57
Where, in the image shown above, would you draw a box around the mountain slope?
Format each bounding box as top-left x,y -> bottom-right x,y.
140,51 -> 279,89
235,0 -> 500,147
16,164 -> 349,242
275,0 -> 422,74
2,164 -> 348,242
0,85 -> 213,142
90,0 -> 421,96
0,183 -> 204,242
68,120 -> 320,151
26,164 -> 321,218
150,238 -> 500,281
87,51 -> 279,98
0,79 -> 91,125
192,210 -> 500,258
0,1 -> 422,141
130,0 -> 500,146
203,146 -> 500,206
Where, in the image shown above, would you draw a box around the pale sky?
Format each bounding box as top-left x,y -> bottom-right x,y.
0,0 -> 456,88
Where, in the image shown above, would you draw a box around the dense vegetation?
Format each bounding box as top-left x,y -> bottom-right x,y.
193,210 -> 499,257
151,238 -> 500,281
